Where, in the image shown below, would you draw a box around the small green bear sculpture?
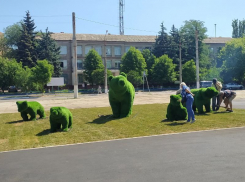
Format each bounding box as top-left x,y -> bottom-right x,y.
190,87 -> 219,113
49,107 -> 73,132
108,72 -> 135,118
16,101 -> 45,121
166,95 -> 187,121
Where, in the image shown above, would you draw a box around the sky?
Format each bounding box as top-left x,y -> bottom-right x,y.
1,0 -> 245,37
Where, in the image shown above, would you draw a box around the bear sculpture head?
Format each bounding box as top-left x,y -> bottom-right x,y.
16,101 -> 28,112
170,95 -> 182,106
108,72 -> 128,94
204,87 -> 219,98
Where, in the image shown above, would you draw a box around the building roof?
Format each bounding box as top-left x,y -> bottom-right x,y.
203,37 -> 233,44
51,33 -> 156,43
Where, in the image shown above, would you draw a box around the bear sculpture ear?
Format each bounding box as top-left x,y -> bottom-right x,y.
120,72 -> 127,78
108,75 -> 113,81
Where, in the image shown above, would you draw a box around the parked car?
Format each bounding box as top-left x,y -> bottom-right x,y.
8,86 -> 17,92
223,83 -> 243,90
200,81 -> 212,88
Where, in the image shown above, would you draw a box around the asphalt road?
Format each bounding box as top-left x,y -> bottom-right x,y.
1,127 -> 245,182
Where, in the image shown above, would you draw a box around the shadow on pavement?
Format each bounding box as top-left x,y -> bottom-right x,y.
88,114 -> 117,124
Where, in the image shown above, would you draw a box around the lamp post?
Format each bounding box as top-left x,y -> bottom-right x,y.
179,36 -> 182,83
104,30 -> 108,93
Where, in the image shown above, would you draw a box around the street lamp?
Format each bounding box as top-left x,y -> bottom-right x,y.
104,30 -> 108,93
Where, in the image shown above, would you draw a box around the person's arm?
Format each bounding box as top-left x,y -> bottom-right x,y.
185,89 -> 194,96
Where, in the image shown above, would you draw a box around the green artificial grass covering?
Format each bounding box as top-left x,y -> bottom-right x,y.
191,87 -> 219,113
16,101 -> 46,121
166,95 -> 187,121
49,107 -> 73,132
108,72 -> 135,118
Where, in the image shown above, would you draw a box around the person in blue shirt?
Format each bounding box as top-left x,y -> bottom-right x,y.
180,82 -> 195,123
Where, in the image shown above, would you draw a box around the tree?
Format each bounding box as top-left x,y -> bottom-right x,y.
92,69 -> 112,85
4,22 -> 22,48
37,28 -> 62,77
152,22 -> 170,58
14,66 -> 33,93
182,60 -> 196,85
84,49 -> 104,86
142,49 -> 156,83
0,34 -> 8,57
0,57 -> 23,92
169,25 -> 180,65
127,70 -> 143,86
31,60 -> 54,93
16,11 -> 37,67
120,46 -> 146,76
218,37 -> 245,84
232,19 -> 239,38
151,55 -> 177,85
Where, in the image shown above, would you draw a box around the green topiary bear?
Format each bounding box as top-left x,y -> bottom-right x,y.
190,87 -> 219,113
16,101 -> 45,121
108,72 -> 135,118
49,107 -> 73,132
166,94 -> 187,121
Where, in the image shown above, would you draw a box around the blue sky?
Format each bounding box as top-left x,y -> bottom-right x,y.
1,0 -> 245,37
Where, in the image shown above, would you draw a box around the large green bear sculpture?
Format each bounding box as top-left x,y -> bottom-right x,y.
49,107 -> 73,132
166,95 -> 187,121
191,87 -> 219,113
16,101 -> 45,121
108,72 -> 135,118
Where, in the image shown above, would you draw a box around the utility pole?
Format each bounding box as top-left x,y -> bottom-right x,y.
104,30 -> 108,94
179,37 -> 182,83
215,24 -> 216,37
72,12 -> 78,98
119,0 -> 124,35
195,28 -> 200,89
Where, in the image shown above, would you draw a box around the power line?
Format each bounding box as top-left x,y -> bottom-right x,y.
76,16 -> 158,34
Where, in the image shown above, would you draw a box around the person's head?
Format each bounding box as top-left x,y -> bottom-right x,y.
213,78 -> 217,84
180,82 -> 186,89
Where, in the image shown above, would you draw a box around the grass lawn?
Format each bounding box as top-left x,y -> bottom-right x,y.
0,103 -> 245,152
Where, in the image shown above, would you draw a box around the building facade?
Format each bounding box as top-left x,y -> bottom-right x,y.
52,33 -> 232,86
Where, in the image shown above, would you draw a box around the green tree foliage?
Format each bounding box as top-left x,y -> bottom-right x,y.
0,57 -> 23,92
169,25 -> 180,65
182,60 -> 196,85
84,49 -> 104,86
127,70 -> 143,86
31,60 -> 54,92
16,11 -> 37,67
152,55 -> 177,85
142,49 -> 156,83
232,19 -> 239,38
218,37 -> 245,83
4,22 -> 22,48
37,28 -> 62,77
14,66 -> 33,92
92,69 -> 112,85
232,19 -> 245,38
120,46 -> 146,77
152,22 -> 170,58
0,34 -> 9,57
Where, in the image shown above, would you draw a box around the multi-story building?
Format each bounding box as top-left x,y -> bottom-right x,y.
51,33 -> 232,86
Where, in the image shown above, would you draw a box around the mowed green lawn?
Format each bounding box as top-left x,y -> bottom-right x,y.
0,103 -> 245,152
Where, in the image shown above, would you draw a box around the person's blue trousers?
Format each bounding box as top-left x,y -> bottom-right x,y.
186,95 -> 195,121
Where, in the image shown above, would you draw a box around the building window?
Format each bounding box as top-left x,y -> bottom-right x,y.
125,46 -> 130,52
115,60 -> 121,69
136,47 -> 143,52
60,46 -> 67,55
59,60 -> 67,69
106,46 -> 111,56
114,46 -> 121,56
78,74 -> 84,83
106,60 -> 112,69
85,46 -> 92,55
61,74 -> 68,84
77,60 -> 83,70
77,46 -> 82,55
94,46 -> 102,55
